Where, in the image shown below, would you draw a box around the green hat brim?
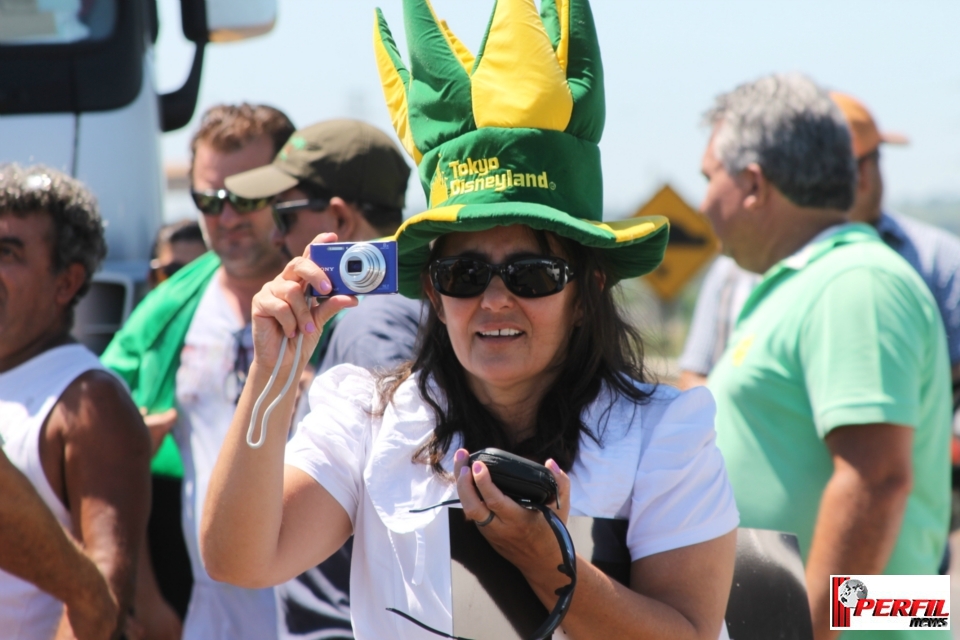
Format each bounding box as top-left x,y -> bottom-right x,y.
225,164 -> 299,199
394,201 -> 669,298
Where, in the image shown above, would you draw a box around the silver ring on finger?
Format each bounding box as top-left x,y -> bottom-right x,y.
474,511 -> 495,527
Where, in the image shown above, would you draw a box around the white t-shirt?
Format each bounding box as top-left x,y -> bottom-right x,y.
285,365 -> 739,639
175,278 -> 277,640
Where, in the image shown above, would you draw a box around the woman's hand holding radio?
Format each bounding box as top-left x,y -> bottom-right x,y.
453,448 -> 573,602
250,232 -> 358,372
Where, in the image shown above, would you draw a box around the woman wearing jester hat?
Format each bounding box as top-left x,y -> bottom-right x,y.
202,0 -> 739,637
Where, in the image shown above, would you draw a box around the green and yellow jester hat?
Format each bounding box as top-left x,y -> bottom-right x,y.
375,0 -> 669,297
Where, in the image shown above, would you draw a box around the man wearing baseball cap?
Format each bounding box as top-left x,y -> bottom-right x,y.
679,91 -> 960,398
226,119 -> 420,640
227,119 -> 410,251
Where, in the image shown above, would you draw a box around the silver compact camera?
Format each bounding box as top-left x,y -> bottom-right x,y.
309,241 -> 399,296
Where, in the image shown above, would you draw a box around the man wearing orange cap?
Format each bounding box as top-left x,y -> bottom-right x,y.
679,92 -> 960,397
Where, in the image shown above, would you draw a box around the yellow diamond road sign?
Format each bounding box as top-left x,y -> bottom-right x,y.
633,185 -> 719,300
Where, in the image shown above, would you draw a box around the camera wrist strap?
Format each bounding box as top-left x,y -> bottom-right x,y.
246,332 -> 305,449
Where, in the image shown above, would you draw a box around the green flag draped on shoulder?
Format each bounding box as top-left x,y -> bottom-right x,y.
101,251 -> 221,477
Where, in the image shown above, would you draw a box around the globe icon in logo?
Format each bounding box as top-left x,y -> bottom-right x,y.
838,579 -> 868,608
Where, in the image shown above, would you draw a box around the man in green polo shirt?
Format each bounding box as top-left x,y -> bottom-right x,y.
702,73 -> 951,640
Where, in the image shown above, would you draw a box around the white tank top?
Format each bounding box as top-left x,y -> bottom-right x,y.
0,344 -> 106,640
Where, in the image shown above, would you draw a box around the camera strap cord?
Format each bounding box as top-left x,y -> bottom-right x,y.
389,500 -> 577,640
246,296 -> 311,448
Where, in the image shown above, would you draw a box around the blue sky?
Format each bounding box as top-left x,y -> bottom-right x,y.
156,0 -> 960,219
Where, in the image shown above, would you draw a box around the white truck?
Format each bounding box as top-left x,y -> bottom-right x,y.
0,0 -> 276,351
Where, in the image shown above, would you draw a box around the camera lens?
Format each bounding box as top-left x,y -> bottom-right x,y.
339,243 -> 386,293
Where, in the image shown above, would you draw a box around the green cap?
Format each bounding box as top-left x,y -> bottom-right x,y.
225,119 -> 411,210
374,0 -> 670,298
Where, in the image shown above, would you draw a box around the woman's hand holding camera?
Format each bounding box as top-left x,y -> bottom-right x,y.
453,448 -> 573,601
250,232 -> 358,372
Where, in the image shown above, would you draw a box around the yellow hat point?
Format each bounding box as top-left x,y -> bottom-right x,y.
471,0 -> 573,130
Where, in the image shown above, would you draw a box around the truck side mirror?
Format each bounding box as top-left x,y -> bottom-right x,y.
179,0 -> 277,44
161,0 -> 277,132
205,0 -> 277,42
180,0 -> 208,44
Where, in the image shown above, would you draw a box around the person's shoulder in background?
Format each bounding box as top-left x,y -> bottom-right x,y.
694,255 -> 742,300
881,211 -> 960,275
677,256 -> 736,377
318,295 -> 425,374
880,211 -> 960,364
678,255 -> 760,384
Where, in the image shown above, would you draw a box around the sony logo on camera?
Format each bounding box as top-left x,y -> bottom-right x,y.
309,241 -> 399,297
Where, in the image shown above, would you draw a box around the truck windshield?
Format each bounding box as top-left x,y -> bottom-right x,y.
0,0 -> 116,45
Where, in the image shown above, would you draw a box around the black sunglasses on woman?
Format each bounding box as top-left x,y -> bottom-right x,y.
430,256 -> 576,299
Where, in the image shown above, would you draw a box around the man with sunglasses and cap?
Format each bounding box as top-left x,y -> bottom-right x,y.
102,103 -> 295,640
225,118 -> 418,640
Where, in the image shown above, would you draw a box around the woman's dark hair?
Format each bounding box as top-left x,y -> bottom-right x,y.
377,228 -> 656,474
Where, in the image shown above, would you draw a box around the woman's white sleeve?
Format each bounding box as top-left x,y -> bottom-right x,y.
284,364 -> 374,527
627,386 -> 739,560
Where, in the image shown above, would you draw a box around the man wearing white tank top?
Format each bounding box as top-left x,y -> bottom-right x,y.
0,165 -> 151,639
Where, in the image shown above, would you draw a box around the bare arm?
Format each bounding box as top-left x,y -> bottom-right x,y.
45,370 -> 153,638
456,453 -> 736,639
201,234 -> 358,587
201,364 -> 355,588
133,539 -> 182,640
805,423 -> 913,640
553,534 -> 736,640
0,450 -> 118,640
564,533 -> 736,640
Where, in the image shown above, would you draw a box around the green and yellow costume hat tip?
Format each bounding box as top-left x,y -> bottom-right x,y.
374,0 -> 668,298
